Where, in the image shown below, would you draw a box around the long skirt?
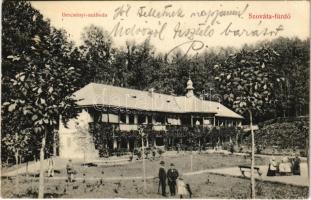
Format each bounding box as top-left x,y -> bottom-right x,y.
267,165 -> 276,176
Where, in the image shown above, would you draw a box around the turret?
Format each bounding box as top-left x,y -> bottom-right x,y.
186,78 -> 194,98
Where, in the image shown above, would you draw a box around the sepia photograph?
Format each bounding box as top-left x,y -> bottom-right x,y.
1,0 -> 310,199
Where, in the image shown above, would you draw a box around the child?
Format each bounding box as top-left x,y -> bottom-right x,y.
177,177 -> 189,198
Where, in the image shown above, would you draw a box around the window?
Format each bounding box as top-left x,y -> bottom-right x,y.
129,114 -> 135,124
181,117 -> 191,126
155,115 -> 165,124
147,116 -> 152,124
120,114 -> 126,123
138,114 -> 145,124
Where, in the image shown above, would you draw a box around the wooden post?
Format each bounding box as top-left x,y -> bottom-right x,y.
134,115 -> 138,124
145,116 -> 148,124
213,116 -> 216,126
249,110 -> 255,199
38,130 -> 47,198
191,115 -> 193,127
26,160 -> 29,179
190,151 -> 193,172
126,114 -> 129,124
140,128 -> 146,195
15,149 -> 19,196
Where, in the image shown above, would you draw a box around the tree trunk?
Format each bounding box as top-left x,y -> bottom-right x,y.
190,151 -> 193,172
38,130 -> 47,198
249,110 -> 255,199
26,161 -> 29,179
15,149 -> 19,196
53,130 -> 57,156
141,133 -> 146,195
306,131 -> 310,179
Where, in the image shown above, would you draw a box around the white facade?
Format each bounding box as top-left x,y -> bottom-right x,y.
59,109 -> 99,160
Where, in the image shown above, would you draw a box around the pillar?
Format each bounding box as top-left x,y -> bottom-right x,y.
134,115 -> 138,124
213,116 -> 216,126
152,116 -> 156,124
191,115 -> 193,127
153,138 -> 156,147
126,114 -> 129,124
127,139 -> 130,150
113,138 -> 117,150
145,116 -> 148,124
146,137 -> 149,147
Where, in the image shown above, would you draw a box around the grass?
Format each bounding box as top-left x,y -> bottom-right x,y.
38,153 -> 269,179
1,153 -> 308,198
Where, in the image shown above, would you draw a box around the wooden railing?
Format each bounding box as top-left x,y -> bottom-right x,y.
152,125 -> 166,131
119,124 -> 138,131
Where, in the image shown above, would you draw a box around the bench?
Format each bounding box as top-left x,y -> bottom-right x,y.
238,165 -> 262,177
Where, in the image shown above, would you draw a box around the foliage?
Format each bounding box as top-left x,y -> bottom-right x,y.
253,121 -> 308,150
1,0 -> 80,164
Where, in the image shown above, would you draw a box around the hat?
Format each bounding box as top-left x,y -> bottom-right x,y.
170,163 -> 175,166
160,161 -> 165,165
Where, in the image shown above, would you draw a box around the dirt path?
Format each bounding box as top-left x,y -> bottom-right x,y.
8,163 -> 308,188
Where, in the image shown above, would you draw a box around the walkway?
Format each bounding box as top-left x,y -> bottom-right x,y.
2,152 -> 309,187
205,163 -> 309,187
3,164 -> 309,188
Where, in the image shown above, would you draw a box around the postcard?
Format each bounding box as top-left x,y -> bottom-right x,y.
1,0 -> 310,199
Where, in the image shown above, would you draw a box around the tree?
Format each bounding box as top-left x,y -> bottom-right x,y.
80,25 -> 114,84
216,47 -> 283,198
2,1 -> 80,198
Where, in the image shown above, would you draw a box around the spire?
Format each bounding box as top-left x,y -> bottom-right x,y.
186,77 -> 194,98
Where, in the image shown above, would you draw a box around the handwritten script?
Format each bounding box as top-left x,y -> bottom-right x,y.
109,3 -> 286,57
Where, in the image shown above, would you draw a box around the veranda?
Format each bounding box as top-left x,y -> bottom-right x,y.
86,106 -> 242,157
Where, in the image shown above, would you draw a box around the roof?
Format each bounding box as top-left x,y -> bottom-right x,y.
73,83 -> 243,119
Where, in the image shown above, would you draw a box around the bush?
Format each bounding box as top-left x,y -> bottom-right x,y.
157,148 -> 165,156
245,121 -> 309,152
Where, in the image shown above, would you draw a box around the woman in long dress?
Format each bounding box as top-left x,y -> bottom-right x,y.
279,156 -> 292,175
292,154 -> 301,175
267,157 -> 277,176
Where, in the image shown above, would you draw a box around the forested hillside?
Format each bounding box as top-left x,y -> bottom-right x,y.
75,25 -> 309,123
2,1 -> 309,164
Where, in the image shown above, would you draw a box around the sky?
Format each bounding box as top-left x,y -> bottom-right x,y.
31,1 -> 310,54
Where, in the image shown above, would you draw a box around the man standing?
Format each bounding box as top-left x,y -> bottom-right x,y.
167,163 -> 179,196
47,156 -> 55,177
158,161 -> 167,196
66,159 -> 75,182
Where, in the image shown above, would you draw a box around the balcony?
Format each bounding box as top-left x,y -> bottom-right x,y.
119,124 -> 138,131
152,125 -> 167,131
